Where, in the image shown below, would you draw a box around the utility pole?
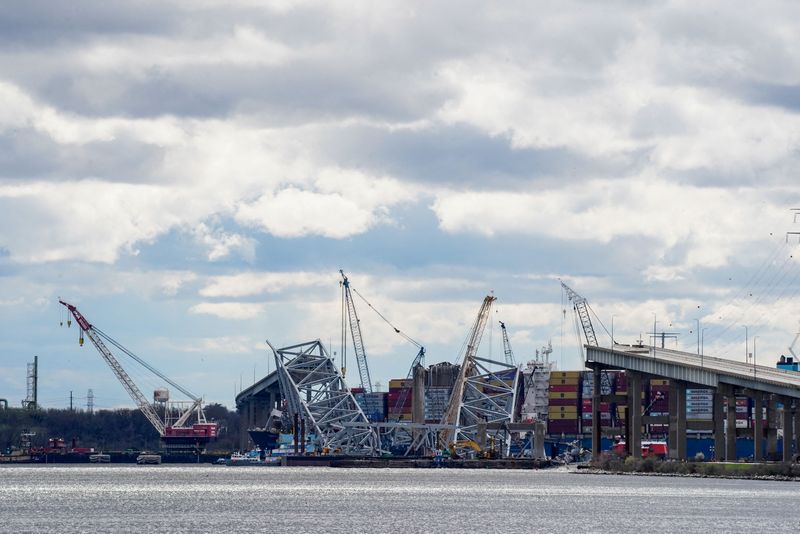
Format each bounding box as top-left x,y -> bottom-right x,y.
69,390 -> 73,411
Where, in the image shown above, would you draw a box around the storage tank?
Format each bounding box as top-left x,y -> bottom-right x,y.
154,388 -> 170,402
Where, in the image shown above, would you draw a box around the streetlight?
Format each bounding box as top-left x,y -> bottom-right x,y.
701,327 -> 709,366
694,319 -> 700,355
742,325 -> 748,364
753,336 -> 758,378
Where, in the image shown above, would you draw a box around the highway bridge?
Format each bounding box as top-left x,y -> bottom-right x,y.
586,345 -> 800,462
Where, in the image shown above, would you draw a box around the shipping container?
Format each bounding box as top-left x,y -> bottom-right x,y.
549,384 -> 580,392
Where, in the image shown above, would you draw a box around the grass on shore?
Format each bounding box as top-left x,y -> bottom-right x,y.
591,453 -> 800,478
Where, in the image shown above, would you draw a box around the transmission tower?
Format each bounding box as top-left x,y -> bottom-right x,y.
87,389 -> 94,414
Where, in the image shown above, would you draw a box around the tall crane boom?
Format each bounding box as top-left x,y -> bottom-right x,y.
59,300 -> 165,434
560,281 -> 598,347
441,295 -> 496,428
499,321 -> 516,366
59,300 -> 217,450
340,270 -> 373,393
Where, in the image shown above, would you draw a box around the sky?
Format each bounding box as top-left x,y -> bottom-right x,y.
2,0 -> 800,411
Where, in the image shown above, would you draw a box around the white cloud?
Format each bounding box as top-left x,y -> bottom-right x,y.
189,301 -> 266,320
191,222 -> 256,262
200,271 -> 334,298
432,179 -> 794,272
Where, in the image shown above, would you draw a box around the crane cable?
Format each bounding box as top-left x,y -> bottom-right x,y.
350,286 -> 422,348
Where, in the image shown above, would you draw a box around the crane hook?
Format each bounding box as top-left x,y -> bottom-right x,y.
79,330 -> 84,346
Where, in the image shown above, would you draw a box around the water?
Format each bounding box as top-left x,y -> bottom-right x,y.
1,465 -> 799,533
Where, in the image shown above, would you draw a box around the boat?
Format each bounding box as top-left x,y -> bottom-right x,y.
247,408 -> 283,451
226,451 -> 262,466
136,453 -> 162,465
89,453 -> 111,463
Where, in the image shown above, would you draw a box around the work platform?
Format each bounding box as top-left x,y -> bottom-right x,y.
586,345 -> 800,463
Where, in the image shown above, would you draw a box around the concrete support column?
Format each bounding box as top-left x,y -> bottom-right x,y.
753,394 -> 763,461
668,380 -> 687,460
726,390 -> 737,461
626,372 -> 642,458
713,389 -> 725,461
591,368 -> 601,458
783,397 -> 793,463
767,396 -> 778,459
794,401 -> 800,462
412,364 -> 425,425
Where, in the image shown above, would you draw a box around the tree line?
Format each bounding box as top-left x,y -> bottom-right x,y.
0,403 -> 241,452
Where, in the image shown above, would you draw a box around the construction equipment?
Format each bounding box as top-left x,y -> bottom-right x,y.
340,270 -> 373,393
447,439 -> 497,460
58,300 -> 217,451
440,296 -> 520,455
499,321 -> 516,366
343,280 -> 426,421
560,281 -> 598,347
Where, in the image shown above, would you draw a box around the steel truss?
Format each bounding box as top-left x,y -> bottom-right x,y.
360,422 -> 457,456
451,356 -> 520,455
269,339 -> 378,454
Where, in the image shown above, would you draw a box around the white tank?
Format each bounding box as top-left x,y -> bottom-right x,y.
154,388 -> 170,402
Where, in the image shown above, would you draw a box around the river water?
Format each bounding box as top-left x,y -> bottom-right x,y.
1,465 -> 799,533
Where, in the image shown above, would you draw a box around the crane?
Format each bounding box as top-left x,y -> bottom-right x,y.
560,281 -> 598,347
499,321 -> 516,366
340,270 -> 373,393
59,300 -> 217,450
440,295 -> 496,441
341,274 -> 426,420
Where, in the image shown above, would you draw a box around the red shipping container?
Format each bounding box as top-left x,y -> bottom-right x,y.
549,384 -> 580,392
549,398 -> 581,406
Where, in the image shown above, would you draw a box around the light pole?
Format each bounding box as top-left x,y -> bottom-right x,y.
694,319 -> 700,355
701,327 -> 709,366
743,325 -> 748,363
753,336 -> 758,378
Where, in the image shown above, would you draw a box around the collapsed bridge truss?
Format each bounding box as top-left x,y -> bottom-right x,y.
269,339 -> 378,454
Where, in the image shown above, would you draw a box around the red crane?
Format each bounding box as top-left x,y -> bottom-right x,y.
59,300 -> 218,451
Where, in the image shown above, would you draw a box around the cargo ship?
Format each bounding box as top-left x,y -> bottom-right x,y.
247,408 -> 283,451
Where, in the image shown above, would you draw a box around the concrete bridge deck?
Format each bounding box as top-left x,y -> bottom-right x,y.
586,345 -> 800,463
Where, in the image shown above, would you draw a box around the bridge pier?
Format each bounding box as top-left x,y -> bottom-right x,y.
713,389 -> 725,461
591,369 -> 601,459
725,388 -> 737,461
754,393 -> 764,461
767,397 -> 778,459
783,397 -> 793,463
668,380 -> 686,460
626,371 -> 642,458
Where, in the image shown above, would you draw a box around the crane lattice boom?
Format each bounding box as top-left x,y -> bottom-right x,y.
441,295 -> 496,428
340,270 -> 373,393
560,281 -> 598,347
499,321 -> 516,366
59,300 -> 165,434
59,300 -> 217,450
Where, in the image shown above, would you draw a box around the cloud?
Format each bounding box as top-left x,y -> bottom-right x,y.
200,271 -> 333,298
189,301 -> 266,320
432,179 -> 796,273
